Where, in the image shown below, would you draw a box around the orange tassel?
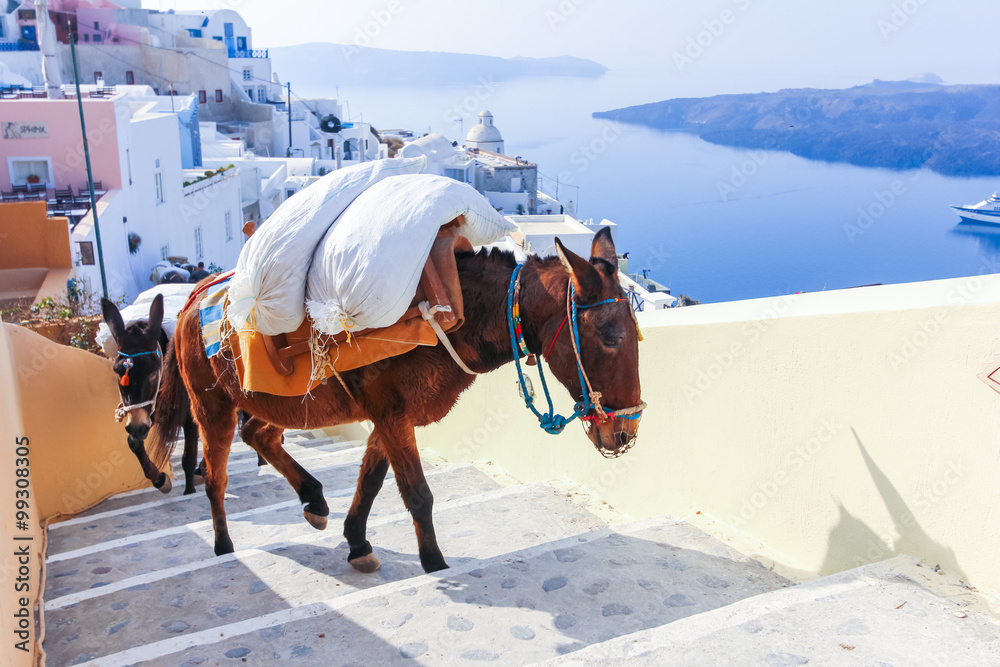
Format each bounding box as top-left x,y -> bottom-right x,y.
120,373 -> 129,387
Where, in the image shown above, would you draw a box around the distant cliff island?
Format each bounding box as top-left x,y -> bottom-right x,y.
272,43 -> 607,92
594,79 -> 1000,176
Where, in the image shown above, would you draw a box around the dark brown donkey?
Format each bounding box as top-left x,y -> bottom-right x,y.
101,294 -> 200,495
149,228 -> 643,573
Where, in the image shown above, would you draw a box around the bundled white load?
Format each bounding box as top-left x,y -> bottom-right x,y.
226,156 -> 427,336
306,174 -> 516,336
96,283 -> 197,357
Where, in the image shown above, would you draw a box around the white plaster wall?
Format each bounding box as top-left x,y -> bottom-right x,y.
419,274 -> 1000,602
178,170 -> 244,271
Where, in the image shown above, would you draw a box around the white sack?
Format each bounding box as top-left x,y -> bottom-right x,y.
226,157 -> 427,335
97,283 -> 197,357
305,174 -> 517,336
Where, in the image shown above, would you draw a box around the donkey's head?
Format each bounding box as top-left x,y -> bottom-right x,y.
101,294 -> 164,440
545,227 -> 644,457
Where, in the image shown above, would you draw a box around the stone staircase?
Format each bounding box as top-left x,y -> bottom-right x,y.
42,431 -> 1000,666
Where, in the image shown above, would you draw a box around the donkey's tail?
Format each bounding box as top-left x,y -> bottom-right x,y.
147,335 -> 190,470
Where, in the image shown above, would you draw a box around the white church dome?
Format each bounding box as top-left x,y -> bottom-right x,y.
466,109 -> 503,145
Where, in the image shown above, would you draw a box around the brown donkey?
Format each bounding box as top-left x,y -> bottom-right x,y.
101,294 -> 201,495
150,228 -> 643,573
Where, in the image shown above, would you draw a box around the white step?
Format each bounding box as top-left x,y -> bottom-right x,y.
42,472 -> 610,665
540,557 -> 1000,666
99,516 -> 789,666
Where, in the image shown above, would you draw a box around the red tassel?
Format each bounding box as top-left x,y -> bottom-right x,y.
120,372 -> 129,387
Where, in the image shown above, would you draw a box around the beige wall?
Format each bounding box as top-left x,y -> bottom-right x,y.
5,325 -> 150,523
0,203 -> 71,270
0,322 -> 43,666
419,273 -> 1000,605
0,323 -> 163,662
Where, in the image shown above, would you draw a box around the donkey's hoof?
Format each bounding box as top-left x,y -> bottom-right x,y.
349,553 -> 381,573
154,473 -> 172,494
304,510 -> 328,531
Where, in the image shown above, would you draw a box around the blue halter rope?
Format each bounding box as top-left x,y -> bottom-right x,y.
507,264 -> 586,434
507,264 -> 637,435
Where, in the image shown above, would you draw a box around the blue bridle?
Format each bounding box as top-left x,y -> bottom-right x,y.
506,263 -> 640,435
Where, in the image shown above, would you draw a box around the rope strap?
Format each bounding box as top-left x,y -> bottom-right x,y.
420,301 -> 477,376
114,348 -> 162,422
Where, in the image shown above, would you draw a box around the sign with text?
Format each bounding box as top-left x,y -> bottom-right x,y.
3,122 -> 48,139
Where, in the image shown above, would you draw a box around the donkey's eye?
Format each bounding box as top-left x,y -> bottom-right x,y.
598,324 -> 625,348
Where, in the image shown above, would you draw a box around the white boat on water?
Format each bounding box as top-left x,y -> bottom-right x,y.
951,193 -> 1000,224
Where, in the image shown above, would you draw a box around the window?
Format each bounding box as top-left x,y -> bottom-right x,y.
215,90 -> 223,103
198,90 -> 206,104
93,33 -> 101,42
225,211 -> 233,241
125,71 -> 134,85
445,168 -> 466,183
194,226 -> 203,259
154,172 -> 163,203
257,88 -> 265,103
213,36 -> 222,42
94,21 -> 100,29
286,189 -> 296,200
236,36 -> 246,51
10,159 -> 50,186
160,245 -> 169,261
78,242 -> 95,266
93,71 -> 102,84
188,29 -> 202,38
242,68 -> 252,81
245,88 -> 253,100
83,33 -> 89,42
0,21 -> 5,39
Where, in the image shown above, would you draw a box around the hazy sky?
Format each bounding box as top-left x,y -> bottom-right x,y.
152,1 -> 999,92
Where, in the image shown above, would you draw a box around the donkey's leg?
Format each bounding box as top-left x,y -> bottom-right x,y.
240,416 -> 328,530
181,418 -> 199,495
344,437 -> 390,573
126,435 -> 170,494
195,405 -> 238,556
377,416 -> 447,573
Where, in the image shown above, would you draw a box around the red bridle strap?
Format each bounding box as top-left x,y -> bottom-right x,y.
544,314 -> 569,361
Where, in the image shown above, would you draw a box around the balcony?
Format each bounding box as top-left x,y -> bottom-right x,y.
0,41 -> 39,51
228,48 -> 269,59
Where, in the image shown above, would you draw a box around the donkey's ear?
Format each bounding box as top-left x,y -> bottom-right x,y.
590,227 -> 617,272
146,294 -> 164,344
101,298 -> 126,344
555,237 -> 601,297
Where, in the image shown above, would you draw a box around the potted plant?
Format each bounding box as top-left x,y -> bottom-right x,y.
26,174 -> 40,184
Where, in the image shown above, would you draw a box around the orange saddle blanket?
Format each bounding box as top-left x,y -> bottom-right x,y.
223,227 -> 472,397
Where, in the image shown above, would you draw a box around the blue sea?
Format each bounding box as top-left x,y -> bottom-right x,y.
324,69 -> 998,304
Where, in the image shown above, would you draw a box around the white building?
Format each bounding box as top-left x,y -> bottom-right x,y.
465,109 -> 504,153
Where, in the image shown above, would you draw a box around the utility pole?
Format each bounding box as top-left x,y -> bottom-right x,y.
286,82 -> 292,157
70,23 -> 108,300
